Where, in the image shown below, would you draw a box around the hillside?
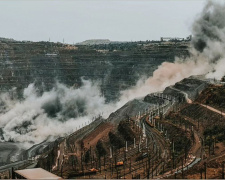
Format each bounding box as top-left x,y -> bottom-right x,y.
196,84 -> 225,112
1,74 -> 225,179
33,76 -> 211,179
76,39 -> 111,45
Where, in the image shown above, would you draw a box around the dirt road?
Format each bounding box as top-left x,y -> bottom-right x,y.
200,104 -> 225,116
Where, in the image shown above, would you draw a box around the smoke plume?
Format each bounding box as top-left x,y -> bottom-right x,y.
192,1 -> 225,79
0,79 -> 114,146
118,1 -> 225,102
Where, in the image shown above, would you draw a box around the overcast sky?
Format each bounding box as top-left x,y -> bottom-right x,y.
0,0 -> 210,44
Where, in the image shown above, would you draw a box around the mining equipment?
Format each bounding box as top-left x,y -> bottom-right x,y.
89,168 -> 98,173
116,161 -> 124,167
135,153 -> 148,162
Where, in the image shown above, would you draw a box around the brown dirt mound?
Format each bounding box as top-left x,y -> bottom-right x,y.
82,122 -> 114,149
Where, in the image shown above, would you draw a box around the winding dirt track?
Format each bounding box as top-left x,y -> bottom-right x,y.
199,103 -> 225,116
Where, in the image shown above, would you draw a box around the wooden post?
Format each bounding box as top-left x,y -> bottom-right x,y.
198,119 -> 199,130
222,161 -> 224,179
124,160 -> 126,179
172,152 -> 175,169
114,149 -> 117,168
130,158 -> 131,173
152,162 -> 154,179
104,155 -> 106,170
125,141 -> 128,152
185,145 -> 188,163
209,139 -> 211,156
91,155 -> 93,168
111,159 -> 114,175
12,167 -> 15,179
124,149 -> 126,162
8,169 -> 11,179
145,161 -> 147,175
147,163 -> 150,179
99,156 -> 101,173
182,158 -> 184,178
81,153 -> 84,173
148,154 -> 151,178
61,164 -> 63,178
204,162 -> 207,179
58,158 -> 60,170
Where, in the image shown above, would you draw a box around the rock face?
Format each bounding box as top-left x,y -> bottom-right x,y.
107,99 -> 151,124
144,94 -> 165,105
108,75 -> 209,125
0,39 -> 190,101
164,76 -> 208,101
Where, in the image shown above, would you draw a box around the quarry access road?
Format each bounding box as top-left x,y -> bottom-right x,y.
158,125 -> 202,179
199,103 -> 225,116
27,140 -> 49,158
142,115 -> 170,178
0,160 -> 28,172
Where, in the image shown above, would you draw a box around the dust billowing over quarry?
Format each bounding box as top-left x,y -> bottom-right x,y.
1,1 -> 225,179
1,1 -> 224,146
124,1 -> 225,100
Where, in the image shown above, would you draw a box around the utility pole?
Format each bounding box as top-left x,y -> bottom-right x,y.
99,156 -> 101,173
204,162 -> 207,179
104,155 -> 106,170
209,138 -> 211,156
130,158 -> 131,173
124,159 -> 126,179
182,158 -> 184,178
222,161 -> 225,179
172,140 -> 175,169
61,164 -> 63,178
198,119 -> 200,130
152,161 -> 154,179
11,167 -> 15,179
147,154 -> 151,179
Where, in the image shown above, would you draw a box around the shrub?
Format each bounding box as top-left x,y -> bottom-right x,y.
118,121 -> 135,142
108,132 -> 124,149
96,140 -> 106,157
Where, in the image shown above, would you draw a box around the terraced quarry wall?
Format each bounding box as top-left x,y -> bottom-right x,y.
0,40 -> 190,101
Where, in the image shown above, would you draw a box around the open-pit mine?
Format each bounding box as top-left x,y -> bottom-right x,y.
0,35 -> 225,179
1,2 -> 225,178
